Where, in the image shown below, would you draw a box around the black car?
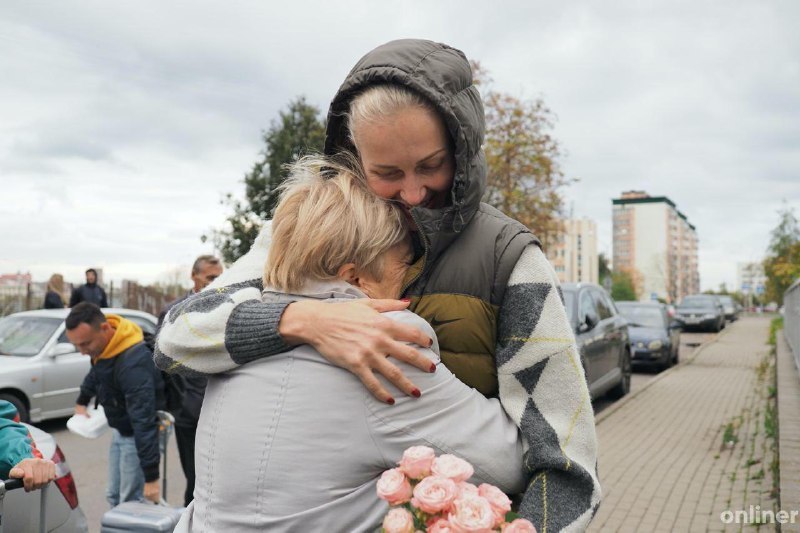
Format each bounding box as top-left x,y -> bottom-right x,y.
717,295 -> 741,322
562,283 -> 631,400
616,302 -> 681,371
675,295 -> 726,332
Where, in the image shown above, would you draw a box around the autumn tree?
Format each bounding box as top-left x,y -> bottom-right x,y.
763,204 -> 800,304
472,61 -> 572,250
611,270 -> 637,301
205,97 -> 326,263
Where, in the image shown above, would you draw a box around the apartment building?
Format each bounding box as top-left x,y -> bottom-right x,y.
548,218 -> 598,285
737,262 -> 767,296
612,191 -> 699,302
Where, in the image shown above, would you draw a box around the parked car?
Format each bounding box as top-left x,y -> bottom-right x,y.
561,283 -> 631,400
0,308 -> 158,423
616,302 -> 681,371
674,295 -> 726,332
716,295 -> 741,322
3,423 -> 88,531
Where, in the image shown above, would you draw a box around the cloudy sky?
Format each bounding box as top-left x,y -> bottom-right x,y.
1,1 -> 798,292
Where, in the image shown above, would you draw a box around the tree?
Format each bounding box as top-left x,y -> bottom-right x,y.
611,270 -> 637,301
472,61 -> 572,250
598,253 -> 611,281
763,204 -> 800,304
205,97 -> 326,263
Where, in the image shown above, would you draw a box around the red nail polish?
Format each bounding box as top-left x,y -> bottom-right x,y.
411,388 -> 421,398
400,298 -> 410,303
387,397 -> 396,405
429,363 -> 437,373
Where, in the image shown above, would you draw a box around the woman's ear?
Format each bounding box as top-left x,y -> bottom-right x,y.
336,263 -> 359,285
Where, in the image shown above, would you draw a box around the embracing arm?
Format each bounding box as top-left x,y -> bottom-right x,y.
155,224 -> 433,400
496,245 -> 601,532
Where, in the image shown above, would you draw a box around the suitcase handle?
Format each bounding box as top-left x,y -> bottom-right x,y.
0,479 -> 24,492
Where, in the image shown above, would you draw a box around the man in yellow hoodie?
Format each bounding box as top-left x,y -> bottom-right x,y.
67,302 -> 161,507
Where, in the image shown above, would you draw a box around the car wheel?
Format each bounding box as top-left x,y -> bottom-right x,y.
0,392 -> 29,423
608,348 -> 632,400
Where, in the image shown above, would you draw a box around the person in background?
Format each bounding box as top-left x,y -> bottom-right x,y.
0,399 -> 56,491
69,268 -> 109,308
43,273 -> 68,309
67,303 -> 161,506
157,254 -> 223,507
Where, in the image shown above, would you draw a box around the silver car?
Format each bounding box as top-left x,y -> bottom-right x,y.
0,308 -> 157,423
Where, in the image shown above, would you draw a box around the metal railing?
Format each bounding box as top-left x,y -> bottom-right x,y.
785,279 -> 800,372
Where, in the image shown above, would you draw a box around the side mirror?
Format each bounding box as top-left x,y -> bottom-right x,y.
49,342 -> 77,357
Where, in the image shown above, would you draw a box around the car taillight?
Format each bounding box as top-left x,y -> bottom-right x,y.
51,445 -> 80,509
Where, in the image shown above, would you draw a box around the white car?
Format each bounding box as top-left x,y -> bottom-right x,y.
2,423 -> 89,531
0,308 -> 158,423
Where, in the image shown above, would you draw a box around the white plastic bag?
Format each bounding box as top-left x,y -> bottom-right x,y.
66,404 -> 109,439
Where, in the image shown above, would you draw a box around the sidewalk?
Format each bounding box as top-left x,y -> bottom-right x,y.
777,327 -> 800,532
589,317 -> 778,532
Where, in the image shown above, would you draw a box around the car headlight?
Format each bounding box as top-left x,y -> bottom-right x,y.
648,340 -> 663,350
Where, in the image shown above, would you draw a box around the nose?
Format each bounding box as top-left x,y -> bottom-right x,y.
399,178 -> 427,206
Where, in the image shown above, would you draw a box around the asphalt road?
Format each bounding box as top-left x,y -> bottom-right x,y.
37,416 -> 186,533
33,329 -> 719,532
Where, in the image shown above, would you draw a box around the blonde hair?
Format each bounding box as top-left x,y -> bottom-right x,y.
264,155 -> 408,292
345,85 -> 437,151
47,273 -> 67,301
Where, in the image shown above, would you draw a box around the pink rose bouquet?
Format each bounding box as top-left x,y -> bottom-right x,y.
377,446 -> 536,533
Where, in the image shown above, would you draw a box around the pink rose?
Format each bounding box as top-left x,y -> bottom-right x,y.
411,475 -> 458,514
382,508 -> 415,533
428,517 -> 456,533
502,518 -> 537,533
431,455 -> 474,482
377,468 -> 412,505
478,483 -> 512,527
399,446 -> 436,479
457,482 -> 479,498
447,495 -> 495,533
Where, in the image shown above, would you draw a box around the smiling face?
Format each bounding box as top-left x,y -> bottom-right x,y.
353,106 -> 455,229
66,321 -> 113,360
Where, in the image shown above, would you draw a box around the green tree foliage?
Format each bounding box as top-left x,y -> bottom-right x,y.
611,270 -> 637,301
471,61 -> 572,250
205,97 -> 326,263
763,204 -> 800,304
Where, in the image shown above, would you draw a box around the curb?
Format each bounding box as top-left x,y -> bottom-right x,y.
595,326 -> 728,425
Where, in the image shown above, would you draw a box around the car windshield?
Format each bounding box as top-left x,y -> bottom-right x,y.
718,296 -> 734,306
0,316 -> 62,357
679,296 -> 717,308
618,306 -> 664,329
563,290 -> 576,324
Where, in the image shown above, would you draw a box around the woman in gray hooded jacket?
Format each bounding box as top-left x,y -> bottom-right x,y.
158,39 -> 600,531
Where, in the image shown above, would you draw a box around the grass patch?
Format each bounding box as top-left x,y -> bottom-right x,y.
765,402 -> 777,439
768,316 -> 783,346
723,421 -> 739,448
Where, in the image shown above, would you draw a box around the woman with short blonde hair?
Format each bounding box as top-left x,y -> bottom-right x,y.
178,155 -> 525,532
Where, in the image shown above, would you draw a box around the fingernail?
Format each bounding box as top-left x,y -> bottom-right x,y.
411,388 -> 421,398
429,363 -> 437,373
387,397 -> 396,405
400,298 -> 410,303
428,338 -> 433,348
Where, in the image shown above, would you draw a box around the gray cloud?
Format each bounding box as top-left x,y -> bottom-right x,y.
1,0 -> 798,291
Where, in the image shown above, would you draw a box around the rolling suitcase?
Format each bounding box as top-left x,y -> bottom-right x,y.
0,478 -> 49,533
101,411 -> 185,532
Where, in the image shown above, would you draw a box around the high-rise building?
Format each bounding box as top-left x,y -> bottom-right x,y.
612,191 -> 699,303
548,218 -> 598,285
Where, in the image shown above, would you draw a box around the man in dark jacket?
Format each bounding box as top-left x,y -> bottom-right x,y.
66,302 -> 161,506
157,254 -> 222,506
69,268 -> 109,308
